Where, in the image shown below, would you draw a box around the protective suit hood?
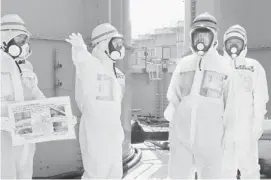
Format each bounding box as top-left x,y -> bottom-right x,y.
1,14 -> 30,44
190,27 -> 218,57
189,12 -> 219,57
91,23 -> 125,61
223,25 -> 247,67
1,14 -> 32,61
1,31 -> 29,46
92,39 -> 112,62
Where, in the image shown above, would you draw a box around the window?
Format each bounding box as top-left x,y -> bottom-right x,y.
148,48 -> 156,58
162,47 -> 171,60
170,46 -> 177,59
137,50 -> 143,58
155,47 -> 162,58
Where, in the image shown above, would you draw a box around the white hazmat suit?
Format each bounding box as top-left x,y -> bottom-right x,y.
1,14 -> 45,179
66,23 -> 125,179
164,13 -> 234,179
222,25 -> 269,179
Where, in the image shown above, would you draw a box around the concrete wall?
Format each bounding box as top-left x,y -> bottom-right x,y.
1,0 -> 87,37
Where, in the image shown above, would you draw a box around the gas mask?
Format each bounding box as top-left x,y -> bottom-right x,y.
3,34 -> 32,61
225,36 -> 245,59
191,27 -> 214,56
107,37 -> 125,61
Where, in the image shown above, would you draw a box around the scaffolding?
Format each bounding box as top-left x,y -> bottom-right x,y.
145,62 -> 168,119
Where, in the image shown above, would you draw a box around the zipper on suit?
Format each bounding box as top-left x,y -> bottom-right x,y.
198,57 -> 203,71
113,62 -> 117,78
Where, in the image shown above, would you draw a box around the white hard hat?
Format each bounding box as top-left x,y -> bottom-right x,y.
91,23 -> 123,45
1,14 -> 30,44
224,24 -> 247,44
192,12 -> 218,31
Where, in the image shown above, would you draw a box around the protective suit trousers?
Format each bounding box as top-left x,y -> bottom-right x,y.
1,130 -> 36,179
222,140 -> 260,179
79,121 -> 123,179
168,131 -> 223,179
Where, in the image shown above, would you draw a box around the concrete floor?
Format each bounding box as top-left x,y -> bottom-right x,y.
44,141 -> 270,179
123,142 -> 169,179
124,142 -> 271,179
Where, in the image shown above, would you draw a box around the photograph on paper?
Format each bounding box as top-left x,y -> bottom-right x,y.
8,96 -> 77,146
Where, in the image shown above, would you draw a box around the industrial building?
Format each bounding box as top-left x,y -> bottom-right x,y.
131,24 -> 184,118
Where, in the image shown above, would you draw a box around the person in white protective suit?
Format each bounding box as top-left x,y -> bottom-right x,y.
222,25 -> 269,179
164,12 -> 235,179
1,14 -> 46,179
65,23 -> 126,179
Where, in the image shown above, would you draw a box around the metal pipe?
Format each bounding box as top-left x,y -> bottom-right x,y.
144,47 -> 148,70
52,49 -> 58,96
31,35 -> 65,42
31,35 -> 91,42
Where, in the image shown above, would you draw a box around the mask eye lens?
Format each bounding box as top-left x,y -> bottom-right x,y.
226,38 -> 244,50
13,34 -> 29,46
196,32 -> 211,46
112,38 -> 124,51
192,28 -> 213,47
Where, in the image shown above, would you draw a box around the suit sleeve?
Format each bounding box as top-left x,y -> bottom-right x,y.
253,63 -> 269,139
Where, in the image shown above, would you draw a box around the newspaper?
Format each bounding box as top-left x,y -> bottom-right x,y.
8,96 -> 77,146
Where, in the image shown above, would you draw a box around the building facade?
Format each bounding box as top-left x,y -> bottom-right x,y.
132,22 -> 184,68
129,24 -> 184,119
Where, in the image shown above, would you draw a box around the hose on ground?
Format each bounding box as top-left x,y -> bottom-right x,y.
123,148 -> 142,177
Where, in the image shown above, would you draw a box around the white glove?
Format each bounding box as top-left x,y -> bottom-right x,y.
21,71 -> 38,89
253,116 -> 264,140
40,112 -> 51,124
65,33 -> 87,51
71,116 -> 78,125
1,117 -> 15,132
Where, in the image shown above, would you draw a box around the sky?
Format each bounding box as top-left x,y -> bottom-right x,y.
130,0 -> 185,38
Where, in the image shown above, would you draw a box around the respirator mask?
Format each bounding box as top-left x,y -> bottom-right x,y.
107,37 -> 125,61
4,34 -> 32,61
225,36 -> 245,59
191,27 -> 214,56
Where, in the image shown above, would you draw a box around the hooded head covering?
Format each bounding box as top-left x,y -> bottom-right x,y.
91,23 -> 125,61
1,14 -> 32,61
223,24 -> 247,66
190,12 -> 219,56
1,14 -> 30,45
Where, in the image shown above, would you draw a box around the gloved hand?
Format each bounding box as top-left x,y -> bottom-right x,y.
1,117 -> 15,132
164,103 -> 176,122
40,112 -> 51,124
21,70 -> 38,89
253,116 -> 264,140
222,131 -> 235,150
71,116 -> 78,125
65,33 -> 87,51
